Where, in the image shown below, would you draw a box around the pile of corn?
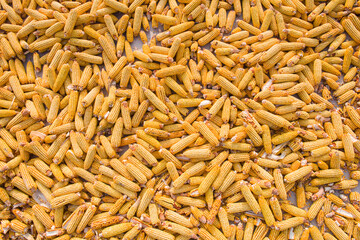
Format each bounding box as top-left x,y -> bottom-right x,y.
2,0 -> 360,239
